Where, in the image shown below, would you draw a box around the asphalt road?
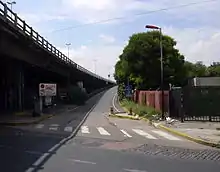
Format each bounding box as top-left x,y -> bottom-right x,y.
0,91 -> 104,172
1,87 -> 220,172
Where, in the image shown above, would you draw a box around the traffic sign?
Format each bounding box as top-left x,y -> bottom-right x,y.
125,85 -> 132,98
39,83 -> 57,97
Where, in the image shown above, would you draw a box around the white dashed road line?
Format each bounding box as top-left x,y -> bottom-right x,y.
69,159 -> 96,165
152,130 -> 181,141
97,127 -> 111,136
132,129 -> 157,139
123,168 -> 148,172
81,126 -> 90,134
120,129 -> 132,138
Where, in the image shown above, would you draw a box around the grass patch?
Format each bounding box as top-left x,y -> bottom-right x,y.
120,99 -> 161,121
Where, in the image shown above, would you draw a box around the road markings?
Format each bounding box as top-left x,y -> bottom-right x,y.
97,127 -> 111,135
81,126 -> 90,134
49,127 -> 58,131
64,126 -> 73,132
70,159 -> 96,165
26,101 -> 99,172
49,124 -> 59,131
123,168 -> 147,172
33,153 -> 49,166
121,129 -> 132,138
35,124 -> 44,129
132,129 -> 157,139
112,93 -> 120,112
152,130 -> 181,141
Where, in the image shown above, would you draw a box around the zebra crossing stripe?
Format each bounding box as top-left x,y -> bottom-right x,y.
97,127 -> 110,136
49,127 -> 58,131
132,129 -> 157,139
120,129 -> 132,138
81,126 -> 90,134
152,130 -> 181,141
64,126 -> 73,132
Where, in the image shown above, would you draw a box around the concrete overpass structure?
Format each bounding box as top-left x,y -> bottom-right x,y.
0,1 -> 115,113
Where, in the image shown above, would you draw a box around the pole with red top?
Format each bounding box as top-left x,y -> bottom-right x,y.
145,25 -> 164,120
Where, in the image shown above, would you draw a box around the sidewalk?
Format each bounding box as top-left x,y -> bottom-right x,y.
154,120 -> 220,148
0,104 -> 77,126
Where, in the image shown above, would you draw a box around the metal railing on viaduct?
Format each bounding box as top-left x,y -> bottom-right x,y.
0,1 -> 114,84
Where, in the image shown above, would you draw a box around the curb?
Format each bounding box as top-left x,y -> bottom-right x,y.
0,114 -> 54,126
157,123 -> 220,148
109,114 -> 140,120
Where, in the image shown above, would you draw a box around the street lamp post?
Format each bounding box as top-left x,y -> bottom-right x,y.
93,59 -> 97,74
145,25 -> 165,120
7,1 -> 16,11
66,43 -> 71,58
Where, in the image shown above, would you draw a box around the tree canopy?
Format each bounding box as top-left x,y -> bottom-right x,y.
114,31 -> 186,89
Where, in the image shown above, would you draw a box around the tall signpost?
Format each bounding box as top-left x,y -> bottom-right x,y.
34,83 -> 57,116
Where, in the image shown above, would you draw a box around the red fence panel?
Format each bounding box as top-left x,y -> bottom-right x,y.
146,91 -> 155,108
154,91 -> 169,112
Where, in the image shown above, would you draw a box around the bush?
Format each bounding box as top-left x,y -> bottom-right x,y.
67,86 -> 88,105
121,99 -> 161,120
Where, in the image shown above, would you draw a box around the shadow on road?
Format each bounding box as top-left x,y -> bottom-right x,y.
0,126 -> 66,172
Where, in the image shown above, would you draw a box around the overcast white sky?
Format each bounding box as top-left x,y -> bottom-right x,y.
5,0 -> 220,80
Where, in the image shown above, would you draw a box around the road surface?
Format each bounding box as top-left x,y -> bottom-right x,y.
0,87 -> 220,172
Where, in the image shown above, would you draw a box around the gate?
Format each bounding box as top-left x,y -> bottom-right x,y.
183,86 -> 220,122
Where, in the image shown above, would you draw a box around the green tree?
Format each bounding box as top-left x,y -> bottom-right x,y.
115,31 -> 186,89
207,62 -> 220,77
184,61 -> 208,77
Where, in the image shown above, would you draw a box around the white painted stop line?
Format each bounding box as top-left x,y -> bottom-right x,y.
97,127 -> 110,136
81,126 -> 90,134
132,129 -> 157,139
152,130 -> 181,141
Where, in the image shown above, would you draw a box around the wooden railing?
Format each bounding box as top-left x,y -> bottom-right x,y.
0,1 -> 114,84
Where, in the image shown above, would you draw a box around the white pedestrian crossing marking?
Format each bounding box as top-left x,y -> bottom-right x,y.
49,127 -> 58,131
132,129 -> 157,139
64,126 -> 73,132
81,126 -> 90,134
97,127 -> 110,136
152,130 -> 181,140
35,124 -> 44,129
120,129 -> 132,138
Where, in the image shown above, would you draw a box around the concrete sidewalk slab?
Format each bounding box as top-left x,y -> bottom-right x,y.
152,121 -> 220,148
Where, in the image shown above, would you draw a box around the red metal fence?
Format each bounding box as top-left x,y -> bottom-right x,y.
133,90 -> 169,112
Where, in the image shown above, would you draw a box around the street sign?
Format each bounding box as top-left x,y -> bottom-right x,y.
125,85 -> 132,98
39,83 -> 57,97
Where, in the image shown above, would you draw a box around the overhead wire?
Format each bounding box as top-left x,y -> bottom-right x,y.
48,0 -> 218,33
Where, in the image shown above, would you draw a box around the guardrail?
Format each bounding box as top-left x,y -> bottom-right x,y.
0,1 -> 114,84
